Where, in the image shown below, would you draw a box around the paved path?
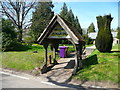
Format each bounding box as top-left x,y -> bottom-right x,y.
41,57 -> 75,83
41,45 -> 96,83
82,45 -> 96,59
85,45 -> 96,55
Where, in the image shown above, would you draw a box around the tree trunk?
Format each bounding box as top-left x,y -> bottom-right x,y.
18,27 -> 23,42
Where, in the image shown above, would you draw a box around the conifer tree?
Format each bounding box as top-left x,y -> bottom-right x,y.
66,8 -> 75,25
87,23 -> 95,33
117,27 -> 120,38
75,16 -> 83,35
60,3 -> 68,20
30,2 -> 54,42
117,27 -> 120,43
60,3 -> 82,35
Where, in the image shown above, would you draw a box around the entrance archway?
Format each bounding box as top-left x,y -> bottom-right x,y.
37,14 -> 85,74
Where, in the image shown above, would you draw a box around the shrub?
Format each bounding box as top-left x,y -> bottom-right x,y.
23,36 -> 34,44
2,19 -> 21,51
95,15 -> 113,52
82,34 -> 93,45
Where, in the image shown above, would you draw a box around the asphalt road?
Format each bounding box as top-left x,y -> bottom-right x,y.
0,71 -> 87,89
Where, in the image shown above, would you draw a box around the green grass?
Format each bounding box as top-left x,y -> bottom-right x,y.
86,44 -> 94,47
59,44 -> 94,53
112,44 -> 120,51
73,44 -> 120,83
1,44 -> 53,71
59,44 -> 75,53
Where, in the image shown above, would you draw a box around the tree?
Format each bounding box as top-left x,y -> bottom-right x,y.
66,8 -> 75,25
87,23 -> 95,33
60,2 -> 68,20
95,14 -> 113,52
117,27 -> 120,43
30,2 -> 54,43
1,0 -> 36,42
117,27 -> 120,38
75,16 -> 82,35
60,3 -> 82,35
2,18 -> 19,51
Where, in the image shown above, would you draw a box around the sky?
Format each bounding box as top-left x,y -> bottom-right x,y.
52,2 -> 118,31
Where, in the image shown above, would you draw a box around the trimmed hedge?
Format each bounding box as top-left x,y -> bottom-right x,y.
95,15 -> 113,52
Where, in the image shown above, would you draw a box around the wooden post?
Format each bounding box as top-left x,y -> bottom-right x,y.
52,43 -> 58,65
72,50 -> 78,75
43,44 -> 48,65
48,55 -> 52,64
67,39 -> 79,75
41,44 -> 48,74
73,44 -> 83,75
76,44 -> 83,69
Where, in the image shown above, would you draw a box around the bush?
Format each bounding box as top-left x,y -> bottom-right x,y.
117,27 -> 120,39
2,19 -> 21,51
82,34 -> 93,45
95,15 -> 113,52
23,36 -> 34,44
2,32 -> 22,51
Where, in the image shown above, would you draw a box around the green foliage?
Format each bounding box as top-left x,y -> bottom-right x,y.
60,3 -> 68,19
65,8 -> 75,25
117,27 -> 120,39
30,2 -> 54,43
75,16 -> 83,35
2,19 -> 21,51
2,19 -> 16,38
82,34 -> 93,45
95,15 -> 113,52
87,22 -> 95,33
60,3 -> 82,35
23,36 -> 35,44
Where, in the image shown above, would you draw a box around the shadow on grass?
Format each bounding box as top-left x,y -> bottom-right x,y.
5,44 -> 43,52
82,54 -> 98,68
14,45 -> 32,51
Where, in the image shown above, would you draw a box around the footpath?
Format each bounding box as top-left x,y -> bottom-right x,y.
41,45 -> 96,83
40,45 -> 118,88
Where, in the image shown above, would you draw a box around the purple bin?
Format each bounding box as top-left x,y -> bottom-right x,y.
59,46 -> 68,58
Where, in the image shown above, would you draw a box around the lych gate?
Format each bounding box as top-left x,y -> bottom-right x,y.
37,14 -> 85,74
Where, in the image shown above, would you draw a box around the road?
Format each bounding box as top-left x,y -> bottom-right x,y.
0,70 -> 87,89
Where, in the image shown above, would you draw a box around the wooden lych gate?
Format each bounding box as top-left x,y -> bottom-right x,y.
37,14 -> 85,74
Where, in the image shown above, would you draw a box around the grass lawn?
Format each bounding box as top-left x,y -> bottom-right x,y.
86,44 -> 94,47
73,44 -> 120,83
59,44 -> 75,53
1,44 -> 53,71
59,44 -> 94,53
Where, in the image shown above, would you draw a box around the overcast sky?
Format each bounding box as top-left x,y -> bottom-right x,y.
53,2 -> 118,30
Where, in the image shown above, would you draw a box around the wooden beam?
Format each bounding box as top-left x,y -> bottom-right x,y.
43,44 -> 49,65
72,44 -> 83,75
76,44 -> 83,69
52,42 -> 59,65
41,44 -> 49,74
